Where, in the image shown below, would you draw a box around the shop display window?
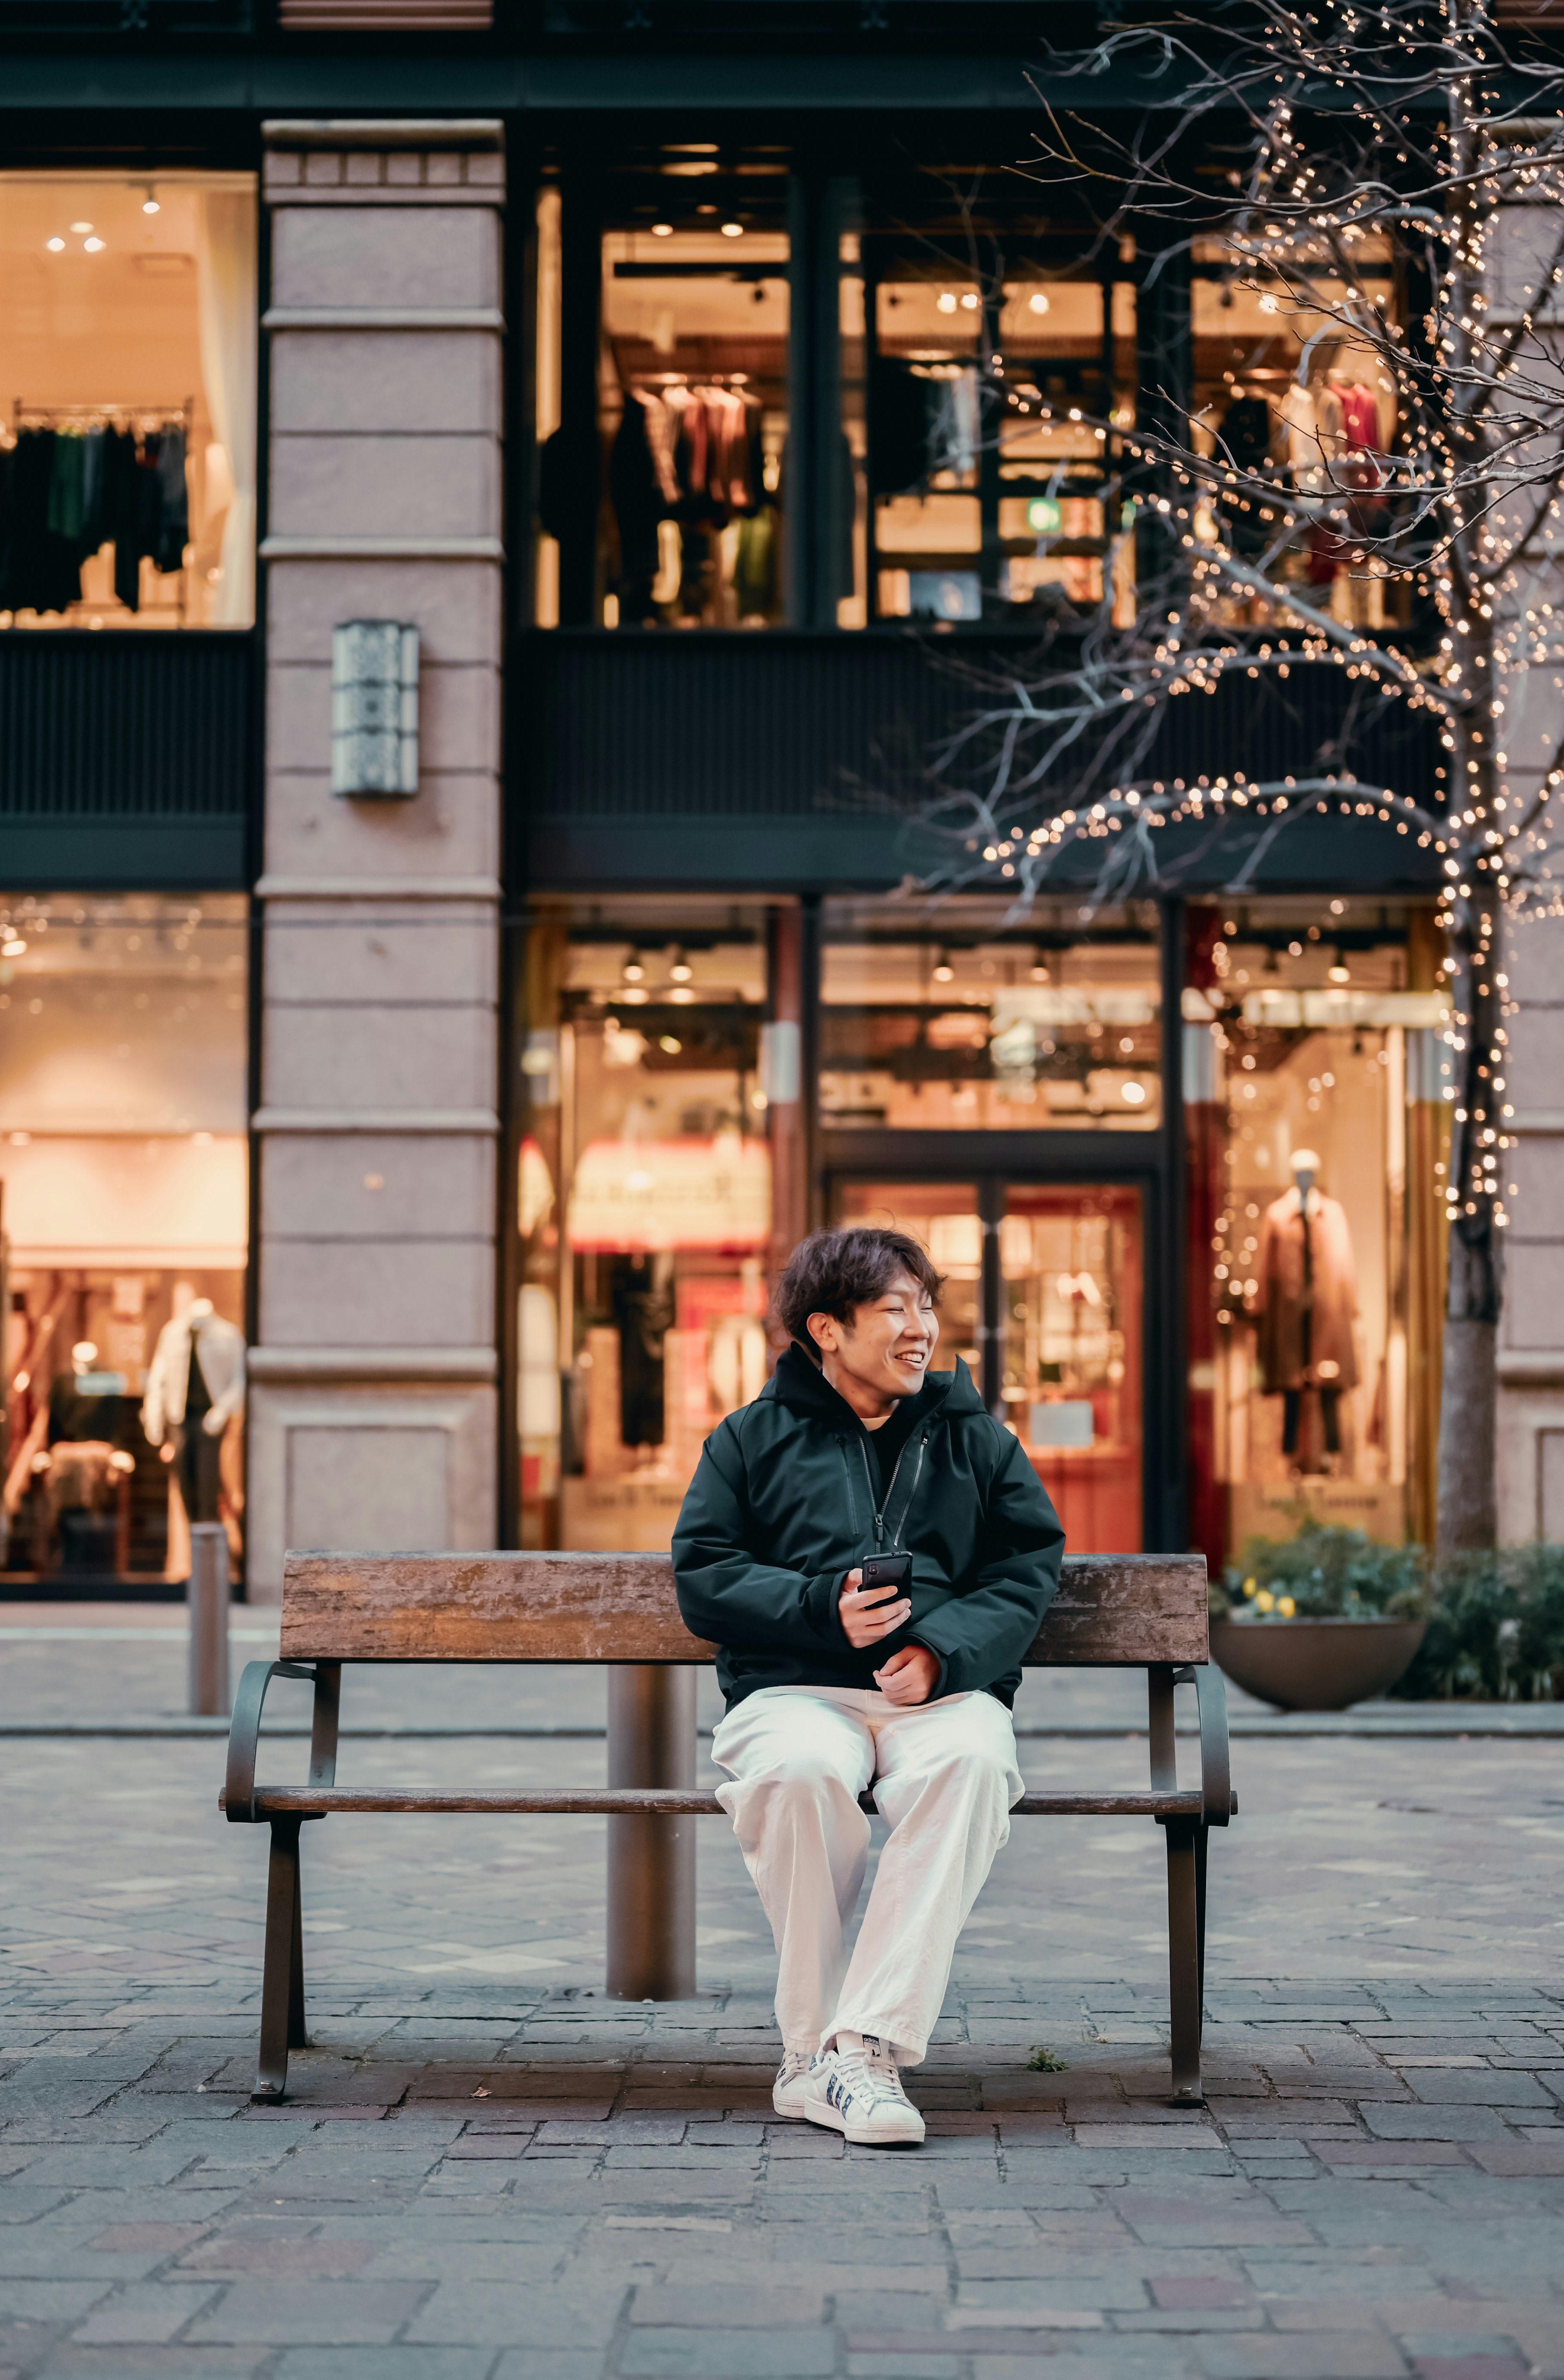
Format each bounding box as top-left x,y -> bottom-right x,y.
532,149 -> 792,631
831,1178 -> 1143,1553
1184,900 -> 1449,1566
861,236 -> 1135,625
0,171 -> 257,631
1190,238 -> 1413,637
0,894 -> 249,1586
821,896 -> 1162,1132
518,898 -> 802,1551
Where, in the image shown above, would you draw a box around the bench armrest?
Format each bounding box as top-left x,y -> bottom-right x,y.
225,1658 -> 340,1823
1188,1660 -> 1232,1827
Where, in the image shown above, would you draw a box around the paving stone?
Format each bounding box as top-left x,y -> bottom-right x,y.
619,2330 -> 837,2375
68,2281 -> 224,2343
187,2279 -> 430,2344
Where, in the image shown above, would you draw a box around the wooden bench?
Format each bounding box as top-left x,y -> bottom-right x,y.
222,1549 -> 1235,2107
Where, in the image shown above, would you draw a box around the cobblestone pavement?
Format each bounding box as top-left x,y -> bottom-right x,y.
1,1629 -> 1563,2377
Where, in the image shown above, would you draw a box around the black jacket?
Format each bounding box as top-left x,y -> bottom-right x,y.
672,1345 -> 1066,1710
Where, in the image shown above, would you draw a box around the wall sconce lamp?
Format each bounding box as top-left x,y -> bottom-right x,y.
332,620 -> 420,798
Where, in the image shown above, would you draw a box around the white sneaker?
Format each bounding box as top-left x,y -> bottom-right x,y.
772,2047 -> 816,2118
801,2035 -> 925,2147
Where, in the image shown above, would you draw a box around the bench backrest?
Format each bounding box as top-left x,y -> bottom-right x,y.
279,1551 -> 1208,1667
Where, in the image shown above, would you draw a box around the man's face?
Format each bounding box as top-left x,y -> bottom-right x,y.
809,1266 -> 940,1412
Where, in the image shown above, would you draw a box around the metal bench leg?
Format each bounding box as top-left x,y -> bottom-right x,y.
1162,1815 -> 1203,2106
1195,1821 -> 1210,2014
255,1816 -> 306,2101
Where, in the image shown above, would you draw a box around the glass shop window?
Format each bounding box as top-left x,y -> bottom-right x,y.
1184,900 -> 1449,1571
1190,238 -> 1413,639
820,897 -> 1162,1132
863,241 -> 1135,626
590,165 -> 789,629
0,171 -> 257,629
518,900 -> 806,1552
0,894 -> 249,1589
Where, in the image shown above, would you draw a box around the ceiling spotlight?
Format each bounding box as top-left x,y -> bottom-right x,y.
1028,291 -> 1050,315
936,290 -> 958,314
2,937 -> 27,958
932,951 -> 954,984
69,220 -> 93,234
651,222 -> 673,237
622,959 -> 645,983
1030,962 -> 1048,982
83,236 -> 105,253
669,951 -> 693,982
1121,1081 -> 1148,1105
959,291 -> 980,311
1327,961 -> 1351,985
720,221 -> 744,238
142,196 -> 160,215
45,237 -> 64,253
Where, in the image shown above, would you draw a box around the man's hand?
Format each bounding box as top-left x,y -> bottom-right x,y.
874,1645 -> 941,1707
838,1566 -> 911,1648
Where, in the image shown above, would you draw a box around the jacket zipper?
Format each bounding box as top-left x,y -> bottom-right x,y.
861,1432 -> 927,1551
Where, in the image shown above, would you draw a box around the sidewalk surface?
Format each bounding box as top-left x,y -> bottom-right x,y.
0,1611 -> 1561,2377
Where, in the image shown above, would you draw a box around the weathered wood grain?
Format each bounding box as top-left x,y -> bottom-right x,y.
279,1549 -> 1207,1667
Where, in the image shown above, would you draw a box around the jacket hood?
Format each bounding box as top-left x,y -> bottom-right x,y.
768,1341 -> 984,1424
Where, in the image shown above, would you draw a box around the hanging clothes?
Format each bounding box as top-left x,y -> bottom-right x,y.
0,429 -> 86,616
734,504 -> 780,618
154,426 -> 189,574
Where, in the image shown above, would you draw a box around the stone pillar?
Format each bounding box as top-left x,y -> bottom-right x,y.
248,119 -> 505,1601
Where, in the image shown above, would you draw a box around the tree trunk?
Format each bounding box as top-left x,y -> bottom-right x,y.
1435,1293 -> 1499,1554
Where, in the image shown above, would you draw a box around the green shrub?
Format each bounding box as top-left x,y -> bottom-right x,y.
1215,1520 -> 1427,1622
1208,1521 -> 1564,1698
1393,1543 -> 1564,1701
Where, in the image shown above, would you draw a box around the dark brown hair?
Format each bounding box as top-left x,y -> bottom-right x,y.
774,1227 -> 944,1349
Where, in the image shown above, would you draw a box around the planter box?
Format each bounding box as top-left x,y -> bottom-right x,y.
1210,1616 -> 1427,1711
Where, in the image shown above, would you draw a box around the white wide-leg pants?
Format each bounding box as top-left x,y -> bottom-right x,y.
710,1684 -> 1024,2068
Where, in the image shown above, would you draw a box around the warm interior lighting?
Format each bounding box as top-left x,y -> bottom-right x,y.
69,220 -> 93,233
1121,1082 -> 1148,1105
83,237 -> 105,253
622,960 -> 645,982
45,237 -> 64,253
720,222 -> 744,238
651,222 -> 673,237
1028,291 -> 1050,315
2,938 -> 27,958
936,291 -> 958,314
932,951 -> 955,983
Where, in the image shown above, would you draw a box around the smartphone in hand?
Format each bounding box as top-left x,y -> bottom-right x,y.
859,1554 -> 912,1602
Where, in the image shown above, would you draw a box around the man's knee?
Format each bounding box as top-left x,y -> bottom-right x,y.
901,1743 -> 1015,1813
747,1751 -> 862,1804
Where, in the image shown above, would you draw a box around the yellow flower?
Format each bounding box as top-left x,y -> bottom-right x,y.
1277,1595 -> 1296,1617
1255,1589 -> 1275,1613
1242,1576 -> 1259,1599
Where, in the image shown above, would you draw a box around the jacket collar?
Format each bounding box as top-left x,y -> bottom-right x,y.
767,1341 -> 980,1427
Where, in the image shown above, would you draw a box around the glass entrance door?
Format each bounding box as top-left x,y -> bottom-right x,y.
830,1175 -> 1144,1553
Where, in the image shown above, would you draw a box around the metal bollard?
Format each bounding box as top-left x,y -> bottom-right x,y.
606,1666 -> 696,2001
187,1522 -> 231,1718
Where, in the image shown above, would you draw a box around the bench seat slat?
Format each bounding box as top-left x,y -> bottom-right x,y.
278,1550 -> 1209,1668
225,1785 -> 1217,1819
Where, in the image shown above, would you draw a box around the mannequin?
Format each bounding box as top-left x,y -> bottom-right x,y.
1250,1150 -> 1359,1471
142,1290 -> 246,1531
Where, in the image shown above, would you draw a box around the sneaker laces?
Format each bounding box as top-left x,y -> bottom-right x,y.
778,2048 -> 812,2086
836,2036 -> 912,2108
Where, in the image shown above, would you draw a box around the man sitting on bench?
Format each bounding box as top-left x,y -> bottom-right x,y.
672,1226 -> 1065,2148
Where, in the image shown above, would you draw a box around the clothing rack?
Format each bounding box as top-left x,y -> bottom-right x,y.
11,398 -> 193,431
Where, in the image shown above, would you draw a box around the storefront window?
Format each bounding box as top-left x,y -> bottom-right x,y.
821,897 -> 1162,1132
0,171 -> 257,630
518,899 -> 802,1550
1191,237 -> 1412,638
0,894 -> 249,1586
589,159 -> 789,629
864,237 -> 1134,625
831,1178 -> 1144,1553
1185,900 -> 1448,1566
